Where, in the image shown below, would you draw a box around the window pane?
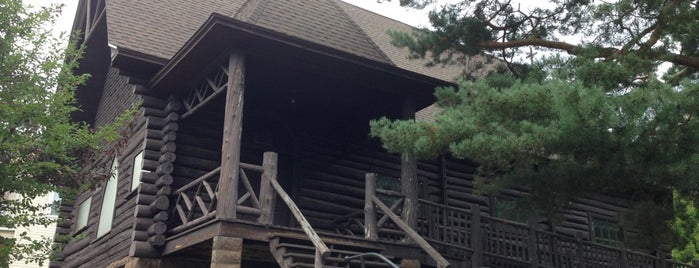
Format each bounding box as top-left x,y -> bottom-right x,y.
131,151 -> 144,191
97,159 -> 118,237
76,197 -> 91,230
50,192 -> 61,216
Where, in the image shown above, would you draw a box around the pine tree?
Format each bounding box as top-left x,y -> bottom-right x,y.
371,0 -> 699,256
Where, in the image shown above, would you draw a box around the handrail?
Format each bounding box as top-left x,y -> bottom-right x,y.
239,162 -> 263,172
345,252 -> 400,268
371,195 -> 451,268
173,166 -> 221,195
268,171 -> 331,259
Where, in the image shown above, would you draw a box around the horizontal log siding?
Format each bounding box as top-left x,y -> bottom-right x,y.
57,68 -> 138,267
294,136 -> 442,231
444,158 -> 634,243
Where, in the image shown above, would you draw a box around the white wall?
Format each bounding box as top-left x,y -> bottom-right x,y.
5,192 -> 58,268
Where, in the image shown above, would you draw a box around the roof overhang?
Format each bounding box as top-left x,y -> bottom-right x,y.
148,13 -> 453,109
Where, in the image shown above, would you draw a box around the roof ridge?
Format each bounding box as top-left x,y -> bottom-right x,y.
329,0 -> 394,66
234,0 -> 272,23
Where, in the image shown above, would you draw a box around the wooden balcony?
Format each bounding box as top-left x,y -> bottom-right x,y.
162,150 -> 697,268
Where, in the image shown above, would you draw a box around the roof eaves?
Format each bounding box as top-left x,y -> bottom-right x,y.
148,13 -> 454,92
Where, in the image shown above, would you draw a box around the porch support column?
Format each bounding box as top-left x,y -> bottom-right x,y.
217,52 -> 246,220
210,236 -> 243,268
400,94 -> 419,230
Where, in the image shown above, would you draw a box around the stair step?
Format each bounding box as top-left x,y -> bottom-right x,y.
289,262 -> 347,268
270,233 -> 397,268
276,243 -> 381,256
283,252 -> 392,267
271,233 -> 384,251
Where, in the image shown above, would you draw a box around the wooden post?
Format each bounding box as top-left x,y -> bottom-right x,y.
123,257 -> 163,268
210,236 -> 243,268
365,173 -> 378,240
314,249 -> 323,268
470,204 -> 483,268
258,152 -> 278,224
401,153 -> 419,231
400,93 -> 419,231
217,53 -> 245,220
656,246 -> 667,268
692,259 -> 699,268
619,248 -> 629,268
527,218 -> 539,268
574,232 -> 584,268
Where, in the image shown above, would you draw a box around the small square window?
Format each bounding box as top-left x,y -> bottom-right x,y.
492,197 -> 527,223
590,217 -> 622,245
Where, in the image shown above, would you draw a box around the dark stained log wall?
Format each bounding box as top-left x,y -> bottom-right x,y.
57,68 -> 139,268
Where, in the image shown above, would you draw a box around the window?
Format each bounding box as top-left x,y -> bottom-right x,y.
492,196 -> 527,223
49,192 -> 61,216
97,158 -> 118,238
590,217 -> 622,245
131,151 -> 145,191
75,197 -> 91,231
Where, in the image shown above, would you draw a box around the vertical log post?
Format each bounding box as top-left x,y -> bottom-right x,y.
314,249 -> 322,268
401,153 -> 419,231
217,53 -> 245,221
400,93 -> 419,232
656,246 -> 667,268
470,204 -> 483,268
575,232 -> 584,268
527,218 -> 539,268
619,248 -> 629,268
365,173 -> 378,240
210,236 -> 243,268
258,152 -> 278,225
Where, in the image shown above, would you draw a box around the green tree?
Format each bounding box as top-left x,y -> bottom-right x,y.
0,1 -> 133,266
371,0 -> 699,257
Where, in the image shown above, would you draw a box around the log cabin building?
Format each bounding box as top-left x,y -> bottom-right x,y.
53,0 -> 697,267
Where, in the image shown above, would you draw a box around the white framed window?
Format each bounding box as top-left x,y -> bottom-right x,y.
75,197 -> 91,231
131,151 -> 145,191
97,158 -> 118,238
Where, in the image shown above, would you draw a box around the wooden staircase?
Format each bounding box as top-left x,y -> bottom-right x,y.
269,234 -> 397,268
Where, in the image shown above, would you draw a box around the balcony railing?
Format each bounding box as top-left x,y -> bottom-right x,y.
166,153 -> 696,268
416,195 -> 695,268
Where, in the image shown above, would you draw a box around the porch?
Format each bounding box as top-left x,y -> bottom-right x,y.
159,148 -> 696,268
138,47 -> 698,267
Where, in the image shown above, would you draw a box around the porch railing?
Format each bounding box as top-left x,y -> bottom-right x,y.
417,196 -> 697,268
169,152 -> 329,267
364,173 -> 451,268
170,167 -> 221,233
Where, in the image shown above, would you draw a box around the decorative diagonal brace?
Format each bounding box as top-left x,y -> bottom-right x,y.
181,61 -> 230,119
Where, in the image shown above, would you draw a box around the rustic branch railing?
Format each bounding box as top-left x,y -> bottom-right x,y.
365,173 -> 451,268
416,197 -> 698,268
258,152 -> 330,268
235,162 -> 263,218
170,167 -> 221,234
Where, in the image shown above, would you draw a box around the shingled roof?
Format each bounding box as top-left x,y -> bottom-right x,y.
104,0 -> 469,83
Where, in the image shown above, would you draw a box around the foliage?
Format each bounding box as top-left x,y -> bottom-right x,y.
0,0 -> 136,266
672,194 -> 699,262
373,0 -> 699,253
